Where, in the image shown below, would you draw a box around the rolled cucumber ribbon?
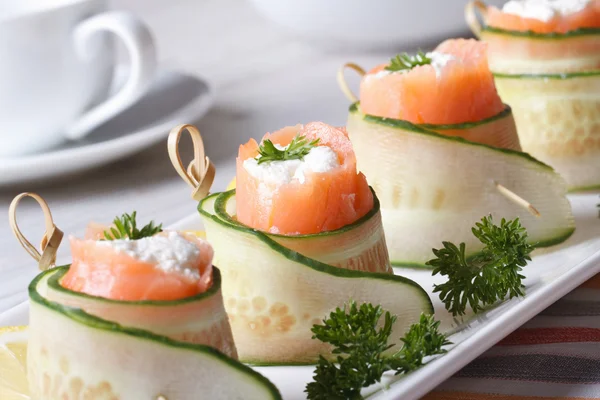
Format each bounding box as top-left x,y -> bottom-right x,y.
345,105 -> 574,267
466,0 -> 600,74
168,123 -> 434,365
494,71 -> 600,191
199,189 -> 433,364
10,192 -> 281,400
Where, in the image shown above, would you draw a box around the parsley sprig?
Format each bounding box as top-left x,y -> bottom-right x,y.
385,51 -> 432,73
427,216 -> 533,316
256,134 -> 320,165
305,302 -> 450,400
103,212 -> 163,241
389,314 -> 451,374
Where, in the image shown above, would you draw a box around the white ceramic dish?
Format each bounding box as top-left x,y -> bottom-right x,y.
0,0 -> 158,156
2,192 -> 599,399
247,0 -> 506,50
0,67 -> 212,186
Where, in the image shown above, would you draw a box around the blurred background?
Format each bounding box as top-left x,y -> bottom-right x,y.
0,0 -> 502,311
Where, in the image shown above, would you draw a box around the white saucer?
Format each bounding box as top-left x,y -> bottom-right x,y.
0,68 -> 213,186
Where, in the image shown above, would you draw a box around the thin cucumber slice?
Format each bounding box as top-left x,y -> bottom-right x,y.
199,191 -> 433,364
482,26 -> 600,39
494,71 -> 600,191
215,189 -> 391,273
419,106 -> 521,151
45,266 -> 237,358
346,105 -> 575,267
28,268 -> 281,400
480,26 -> 600,74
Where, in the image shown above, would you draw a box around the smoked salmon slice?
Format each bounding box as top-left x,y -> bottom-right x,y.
236,122 -> 373,235
359,39 -> 505,125
61,232 -> 214,301
487,0 -> 600,33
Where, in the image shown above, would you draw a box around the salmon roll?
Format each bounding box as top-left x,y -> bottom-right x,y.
197,122 -> 430,364
233,122 -> 390,274
468,0 -> 600,190
471,0 -> 600,74
45,213 -> 237,359
341,38 -> 574,267
487,0 -> 600,34
21,206 -> 283,399
62,231 -> 213,301
236,122 -> 373,235
360,39 -> 506,126
355,38 -> 520,150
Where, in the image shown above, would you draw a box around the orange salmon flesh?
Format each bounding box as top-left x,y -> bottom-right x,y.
359,39 -> 505,125
236,122 -> 374,235
487,1 -> 600,33
61,233 -> 214,301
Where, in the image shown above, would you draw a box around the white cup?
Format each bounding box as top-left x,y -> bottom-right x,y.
0,0 -> 157,157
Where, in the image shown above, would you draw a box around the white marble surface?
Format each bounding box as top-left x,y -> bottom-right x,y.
0,0 -> 471,311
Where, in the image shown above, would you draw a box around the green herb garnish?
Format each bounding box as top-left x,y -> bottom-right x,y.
388,314 -> 451,375
427,216 -> 533,317
305,301 -> 450,400
256,134 -> 320,165
385,51 -> 432,72
103,211 -> 163,241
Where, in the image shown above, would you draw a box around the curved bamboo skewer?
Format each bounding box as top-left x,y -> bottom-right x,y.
465,0 -> 489,39
337,62 -> 366,103
495,182 -> 541,217
9,192 -> 63,271
168,124 -> 215,201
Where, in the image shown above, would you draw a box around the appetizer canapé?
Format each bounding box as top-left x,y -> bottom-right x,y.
468,0 -> 600,190
235,122 -> 389,273
198,122 -> 432,363
475,0 -> 600,74
237,123 -> 373,235
13,201 -> 281,400
357,39 -> 521,150
340,39 -> 574,267
62,231 -> 213,301
51,216 -> 236,358
487,0 -> 600,34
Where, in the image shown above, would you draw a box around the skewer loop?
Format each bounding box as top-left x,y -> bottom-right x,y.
465,0 -> 488,39
8,192 -> 63,271
168,124 -> 215,201
337,62 -> 366,103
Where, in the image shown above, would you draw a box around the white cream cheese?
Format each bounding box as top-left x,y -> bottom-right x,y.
243,144 -> 340,185
97,231 -> 202,279
502,0 -> 591,22
369,69 -> 393,79
425,51 -> 456,78
365,52 -> 456,81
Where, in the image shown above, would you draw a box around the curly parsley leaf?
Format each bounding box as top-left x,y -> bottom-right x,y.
427,216 -> 533,316
305,301 -> 450,400
256,134 -> 320,165
385,51 -> 432,72
103,211 -> 163,241
389,314 -> 451,374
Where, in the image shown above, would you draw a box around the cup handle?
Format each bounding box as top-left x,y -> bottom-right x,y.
64,11 -> 157,140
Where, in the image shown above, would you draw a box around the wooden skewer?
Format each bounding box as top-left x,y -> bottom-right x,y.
168,124 -> 215,201
465,0 -> 488,39
495,182 -> 541,217
336,62 -> 366,103
8,192 -> 63,271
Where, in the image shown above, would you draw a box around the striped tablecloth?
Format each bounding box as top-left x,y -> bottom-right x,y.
423,274 -> 600,399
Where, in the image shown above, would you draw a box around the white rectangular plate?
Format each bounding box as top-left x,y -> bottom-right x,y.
2,193 -> 599,400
